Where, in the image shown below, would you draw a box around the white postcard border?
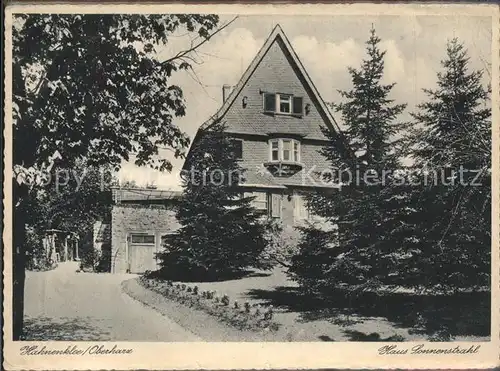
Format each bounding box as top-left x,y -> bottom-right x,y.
3,3 -> 499,370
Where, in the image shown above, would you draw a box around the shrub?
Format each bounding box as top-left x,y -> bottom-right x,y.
221,295 -> 230,306
260,221 -> 301,269
244,301 -> 251,313
95,243 -> 111,272
193,286 -> 199,295
80,248 -> 101,271
288,225 -> 338,296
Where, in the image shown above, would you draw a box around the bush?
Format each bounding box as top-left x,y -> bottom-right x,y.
260,221 -> 301,269
80,247 -> 101,271
287,225 -> 338,296
95,243 -> 111,272
25,227 -> 53,271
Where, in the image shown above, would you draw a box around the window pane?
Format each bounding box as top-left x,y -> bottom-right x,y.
131,234 -> 155,244
143,235 -> 155,244
271,140 -> 279,161
283,140 -> 291,161
278,94 -> 291,113
293,141 -> 299,162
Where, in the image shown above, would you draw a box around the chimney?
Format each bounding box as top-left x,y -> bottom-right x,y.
222,84 -> 231,103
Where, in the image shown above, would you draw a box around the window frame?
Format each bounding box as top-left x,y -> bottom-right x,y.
268,138 -> 301,163
276,93 -> 292,114
130,233 -> 156,245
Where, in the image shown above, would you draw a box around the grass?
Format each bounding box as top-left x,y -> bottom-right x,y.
148,267 -> 490,342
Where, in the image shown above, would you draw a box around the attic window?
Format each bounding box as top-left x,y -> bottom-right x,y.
278,94 -> 291,113
263,92 -> 304,116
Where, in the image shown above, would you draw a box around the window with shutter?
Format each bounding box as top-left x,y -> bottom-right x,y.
263,93 -> 276,112
292,96 -> 303,115
277,94 -> 291,113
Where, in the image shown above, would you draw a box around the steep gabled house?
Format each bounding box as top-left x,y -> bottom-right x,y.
184,25 -> 341,226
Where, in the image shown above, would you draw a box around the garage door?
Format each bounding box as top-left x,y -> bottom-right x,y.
128,234 -> 157,274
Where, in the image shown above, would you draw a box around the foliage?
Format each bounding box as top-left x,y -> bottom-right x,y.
25,227 -> 53,271
80,248 -> 101,271
13,14 -> 220,174
11,13 -> 223,339
260,221 -> 301,268
289,27 -> 408,294
290,33 -> 490,295
96,243 -> 112,273
158,121 -> 272,280
399,39 -> 491,292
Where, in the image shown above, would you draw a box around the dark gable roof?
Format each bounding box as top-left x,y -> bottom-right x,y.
184,24 -> 342,169
203,24 -> 341,134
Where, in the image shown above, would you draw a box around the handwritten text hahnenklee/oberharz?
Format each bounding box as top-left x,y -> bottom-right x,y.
378,344 -> 481,355
20,345 -> 133,356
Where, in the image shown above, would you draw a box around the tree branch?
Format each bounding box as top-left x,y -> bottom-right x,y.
161,16 -> 238,67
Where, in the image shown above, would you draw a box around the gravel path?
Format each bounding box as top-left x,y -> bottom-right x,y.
24,262 -> 201,341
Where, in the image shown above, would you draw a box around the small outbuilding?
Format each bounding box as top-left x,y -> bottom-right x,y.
106,187 -> 182,274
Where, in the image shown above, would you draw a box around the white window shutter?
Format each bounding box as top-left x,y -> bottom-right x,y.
271,194 -> 281,218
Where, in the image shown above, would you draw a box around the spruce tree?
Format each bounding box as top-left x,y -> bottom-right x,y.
158,121 -> 271,281
289,27 -> 407,294
402,39 -> 491,293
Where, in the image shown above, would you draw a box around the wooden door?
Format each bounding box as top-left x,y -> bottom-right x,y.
128,234 -> 157,274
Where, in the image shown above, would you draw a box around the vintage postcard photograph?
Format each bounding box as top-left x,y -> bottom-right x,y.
3,2 -> 499,370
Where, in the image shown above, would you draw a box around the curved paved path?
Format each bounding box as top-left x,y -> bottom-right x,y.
24,262 -> 201,341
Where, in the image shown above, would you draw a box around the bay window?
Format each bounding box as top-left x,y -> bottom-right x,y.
268,138 -> 301,163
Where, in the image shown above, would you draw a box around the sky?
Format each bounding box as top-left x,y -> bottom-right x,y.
118,14 -> 492,190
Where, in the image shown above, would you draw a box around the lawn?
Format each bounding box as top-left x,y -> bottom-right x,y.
178,267 -> 490,342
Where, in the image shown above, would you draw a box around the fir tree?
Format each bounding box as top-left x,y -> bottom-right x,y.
401,39 -> 491,293
289,27 -> 408,294
158,121 -> 271,281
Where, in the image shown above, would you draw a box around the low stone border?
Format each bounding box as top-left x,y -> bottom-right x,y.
139,276 -> 281,333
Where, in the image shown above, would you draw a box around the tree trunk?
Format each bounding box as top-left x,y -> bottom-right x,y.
12,182 -> 27,340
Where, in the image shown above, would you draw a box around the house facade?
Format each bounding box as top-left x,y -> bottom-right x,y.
186,25 -> 340,226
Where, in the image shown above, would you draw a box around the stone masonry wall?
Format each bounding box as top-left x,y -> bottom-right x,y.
111,204 -> 180,274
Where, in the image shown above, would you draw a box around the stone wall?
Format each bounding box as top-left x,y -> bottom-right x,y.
111,204 -> 180,274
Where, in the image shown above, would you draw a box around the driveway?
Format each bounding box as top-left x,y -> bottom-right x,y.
23,262 -> 201,341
